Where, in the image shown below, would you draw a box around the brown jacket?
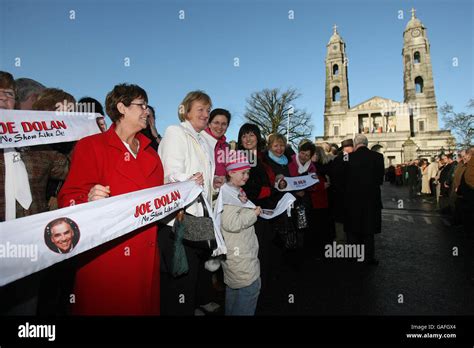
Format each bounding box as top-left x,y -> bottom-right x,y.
453,162 -> 467,192
0,146 -> 69,221
465,156 -> 474,189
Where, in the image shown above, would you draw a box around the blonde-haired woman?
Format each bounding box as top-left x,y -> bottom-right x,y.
158,90 -> 217,315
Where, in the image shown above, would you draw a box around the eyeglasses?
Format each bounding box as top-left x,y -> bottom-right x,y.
130,102 -> 148,110
0,89 -> 16,99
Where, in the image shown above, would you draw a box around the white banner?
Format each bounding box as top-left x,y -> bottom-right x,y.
275,174 -> 319,192
0,181 -> 206,287
213,183 -> 296,230
259,193 -> 297,219
0,109 -> 101,148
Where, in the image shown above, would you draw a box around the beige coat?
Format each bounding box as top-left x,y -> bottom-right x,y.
421,166 -> 431,194
220,204 -> 260,289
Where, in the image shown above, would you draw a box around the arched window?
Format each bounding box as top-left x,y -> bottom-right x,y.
415,77 -> 424,94
334,125 -> 339,136
333,64 -> 339,75
332,86 -> 340,102
414,51 -> 420,64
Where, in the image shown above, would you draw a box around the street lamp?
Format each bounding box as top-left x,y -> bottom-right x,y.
287,105 -> 294,142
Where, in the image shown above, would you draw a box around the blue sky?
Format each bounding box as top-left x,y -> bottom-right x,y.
0,0 -> 472,142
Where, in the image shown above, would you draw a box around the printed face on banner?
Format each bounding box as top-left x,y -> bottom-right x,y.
278,179 -> 288,190
44,217 -> 81,254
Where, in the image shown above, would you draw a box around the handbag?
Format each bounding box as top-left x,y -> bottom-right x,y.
274,214 -> 297,250
177,194 -> 217,250
295,202 -> 308,230
171,217 -> 189,277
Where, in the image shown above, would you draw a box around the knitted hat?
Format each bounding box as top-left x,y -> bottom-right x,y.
225,151 -> 251,172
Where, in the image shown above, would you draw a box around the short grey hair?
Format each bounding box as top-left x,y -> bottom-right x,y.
353,134 -> 368,147
15,78 -> 46,102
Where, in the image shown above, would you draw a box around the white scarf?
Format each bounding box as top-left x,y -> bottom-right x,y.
3,148 -> 32,220
295,154 -> 311,174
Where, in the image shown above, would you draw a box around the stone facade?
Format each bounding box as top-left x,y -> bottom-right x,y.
315,9 -> 455,167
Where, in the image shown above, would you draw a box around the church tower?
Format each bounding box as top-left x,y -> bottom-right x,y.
324,25 -> 350,137
402,8 -> 439,132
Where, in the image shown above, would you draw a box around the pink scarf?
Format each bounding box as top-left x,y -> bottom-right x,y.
205,127 -> 228,177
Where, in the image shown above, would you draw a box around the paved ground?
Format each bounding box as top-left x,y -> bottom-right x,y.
252,182 -> 474,316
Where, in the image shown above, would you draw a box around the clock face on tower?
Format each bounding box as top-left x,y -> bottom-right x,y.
332,45 -> 338,50
411,29 -> 421,38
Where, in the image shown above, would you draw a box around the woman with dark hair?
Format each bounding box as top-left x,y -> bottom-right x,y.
202,108 -> 231,190
238,124 -> 283,311
140,105 -> 161,151
77,97 -> 107,133
58,83 -> 164,315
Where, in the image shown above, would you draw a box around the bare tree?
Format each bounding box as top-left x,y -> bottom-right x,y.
440,99 -> 474,149
244,88 -> 313,147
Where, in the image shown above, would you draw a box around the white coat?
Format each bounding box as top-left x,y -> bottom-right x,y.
158,120 -> 216,225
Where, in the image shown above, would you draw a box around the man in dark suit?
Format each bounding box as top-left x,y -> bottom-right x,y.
327,138 -> 354,245
344,134 -> 385,265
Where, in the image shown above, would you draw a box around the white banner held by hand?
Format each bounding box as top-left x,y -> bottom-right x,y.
0,181 -> 203,287
275,174 -> 319,192
213,183 -> 296,228
259,193 -> 297,219
0,109 -> 101,148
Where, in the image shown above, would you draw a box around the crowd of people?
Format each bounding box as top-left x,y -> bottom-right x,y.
385,150 -> 474,226
1,70 -> 473,316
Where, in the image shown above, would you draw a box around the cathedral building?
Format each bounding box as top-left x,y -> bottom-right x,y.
315,9 -> 455,166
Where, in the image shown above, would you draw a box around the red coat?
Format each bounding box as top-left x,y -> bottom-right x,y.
58,125 -> 164,315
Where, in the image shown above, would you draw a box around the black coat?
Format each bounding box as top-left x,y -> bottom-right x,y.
406,164 -> 419,185
327,152 -> 349,222
242,152 -> 278,209
344,146 -> 385,236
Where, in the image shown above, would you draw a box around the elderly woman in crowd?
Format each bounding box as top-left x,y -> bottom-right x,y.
421,159 -> 431,195
58,83 -> 164,315
288,140 -> 317,250
32,88 -> 77,211
262,133 -> 302,270
0,72 -> 69,315
158,90 -> 217,315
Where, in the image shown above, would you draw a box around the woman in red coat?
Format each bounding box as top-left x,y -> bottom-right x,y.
58,84 -> 164,315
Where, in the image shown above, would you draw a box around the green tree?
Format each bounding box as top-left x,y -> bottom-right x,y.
439,99 -> 474,149
244,88 -> 313,147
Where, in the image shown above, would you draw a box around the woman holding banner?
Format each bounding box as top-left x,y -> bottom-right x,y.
158,90 -> 217,316
58,83 -> 164,315
0,72 -> 70,316
237,123 -> 281,312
